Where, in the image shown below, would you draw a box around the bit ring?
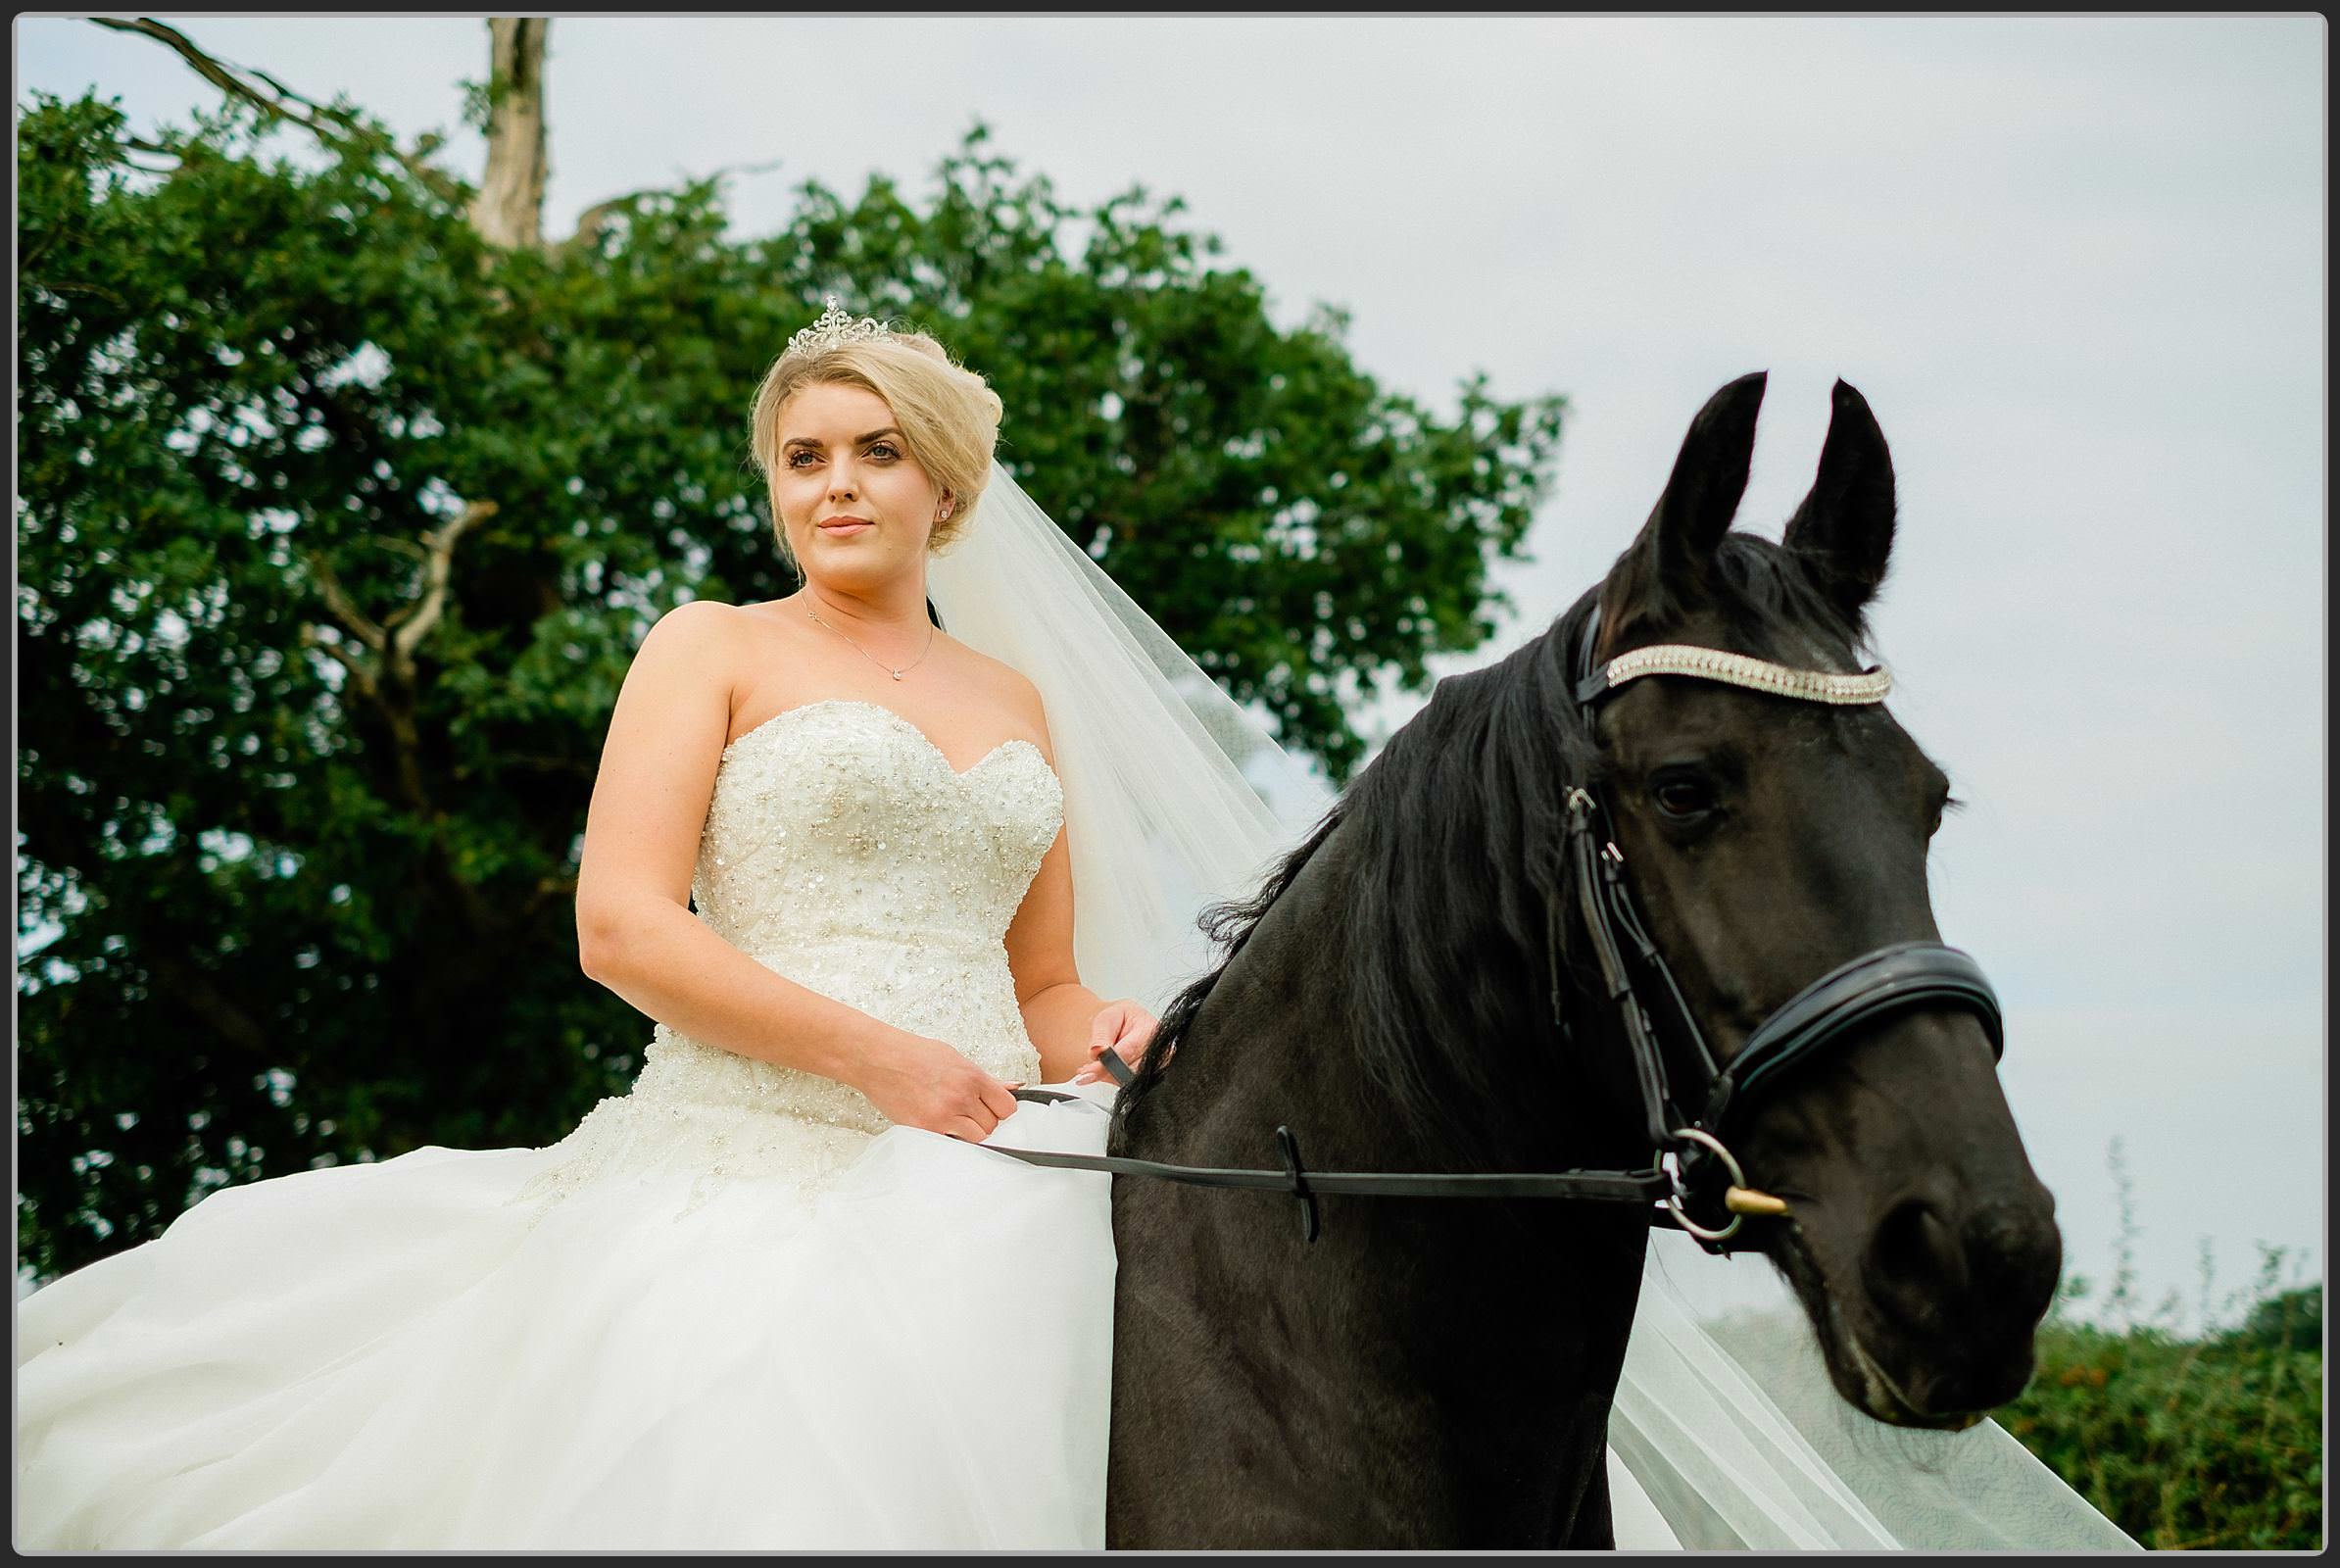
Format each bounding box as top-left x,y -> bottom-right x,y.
1662,1127 -> 1746,1243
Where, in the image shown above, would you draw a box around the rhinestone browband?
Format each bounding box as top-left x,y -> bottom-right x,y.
1584,644 -> 1892,706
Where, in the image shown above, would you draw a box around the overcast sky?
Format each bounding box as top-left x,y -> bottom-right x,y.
15,15 -> 2325,1324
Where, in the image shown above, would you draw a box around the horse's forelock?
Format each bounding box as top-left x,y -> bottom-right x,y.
1710,534 -> 1878,670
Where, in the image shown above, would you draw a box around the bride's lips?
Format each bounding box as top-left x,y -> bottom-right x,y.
817,516 -> 874,537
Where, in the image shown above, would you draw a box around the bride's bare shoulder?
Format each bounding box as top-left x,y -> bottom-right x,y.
626,601 -> 799,712
943,636 -> 1050,736
629,599 -> 756,663
645,598 -> 815,650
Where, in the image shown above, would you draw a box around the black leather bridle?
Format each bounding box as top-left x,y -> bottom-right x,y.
988,614 -> 2007,1255
1553,608 -> 2004,1247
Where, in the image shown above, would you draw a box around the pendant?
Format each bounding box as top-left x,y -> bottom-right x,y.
891,670 -> 904,680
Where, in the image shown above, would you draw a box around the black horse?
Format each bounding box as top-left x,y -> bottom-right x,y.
1102,373 -> 2062,1548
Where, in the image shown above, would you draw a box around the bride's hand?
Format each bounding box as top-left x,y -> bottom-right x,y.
1071,998 -> 1163,1086
858,1030 -> 1021,1142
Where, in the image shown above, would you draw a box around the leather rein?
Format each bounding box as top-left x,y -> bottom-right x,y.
990,613 -> 2006,1254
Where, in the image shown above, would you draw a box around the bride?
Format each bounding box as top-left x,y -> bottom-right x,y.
16,303 -> 2134,1550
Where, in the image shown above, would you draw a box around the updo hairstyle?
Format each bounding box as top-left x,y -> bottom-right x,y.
747,323 -> 1003,566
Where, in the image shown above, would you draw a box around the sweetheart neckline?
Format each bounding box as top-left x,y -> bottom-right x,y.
722,698 -> 1051,783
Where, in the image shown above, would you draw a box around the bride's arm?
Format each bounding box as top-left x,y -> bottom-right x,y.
575,603 -> 1020,1141
1001,686 -> 1156,1085
1008,828 -> 1109,1085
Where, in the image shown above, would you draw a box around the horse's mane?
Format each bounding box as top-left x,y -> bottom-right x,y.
1115,533 -> 1875,1156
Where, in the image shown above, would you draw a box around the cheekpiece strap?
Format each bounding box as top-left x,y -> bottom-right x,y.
1576,644 -> 1892,708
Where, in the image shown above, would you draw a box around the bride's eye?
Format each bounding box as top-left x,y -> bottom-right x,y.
786,450 -> 819,468
866,441 -> 899,461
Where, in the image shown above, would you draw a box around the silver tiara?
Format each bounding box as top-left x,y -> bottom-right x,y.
785,294 -> 893,359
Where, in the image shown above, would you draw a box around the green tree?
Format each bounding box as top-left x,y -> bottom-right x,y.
16,85 -> 1565,1279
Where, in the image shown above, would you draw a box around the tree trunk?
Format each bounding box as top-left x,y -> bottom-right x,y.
469,19 -> 550,251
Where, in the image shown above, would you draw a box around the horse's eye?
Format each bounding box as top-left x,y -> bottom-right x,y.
1651,776 -> 1716,819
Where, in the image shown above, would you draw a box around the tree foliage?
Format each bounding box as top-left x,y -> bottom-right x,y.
16,90 -> 1565,1278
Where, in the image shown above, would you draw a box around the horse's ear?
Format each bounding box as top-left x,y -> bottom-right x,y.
1598,371 -> 1766,645
1782,379 -> 1896,619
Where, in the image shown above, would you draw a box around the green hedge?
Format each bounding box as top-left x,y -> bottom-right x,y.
2005,1272 -> 2322,1549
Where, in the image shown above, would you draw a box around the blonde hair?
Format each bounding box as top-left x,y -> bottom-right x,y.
747,324 -> 1003,567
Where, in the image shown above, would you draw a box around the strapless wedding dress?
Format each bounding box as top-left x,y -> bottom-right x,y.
13,699 -> 1673,1549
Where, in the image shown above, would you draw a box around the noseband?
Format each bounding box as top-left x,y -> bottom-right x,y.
990,613 -> 2007,1255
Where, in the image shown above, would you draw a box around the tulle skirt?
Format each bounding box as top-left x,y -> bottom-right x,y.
17,1086 -> 2127,1550
19,1089 -> 1134,1549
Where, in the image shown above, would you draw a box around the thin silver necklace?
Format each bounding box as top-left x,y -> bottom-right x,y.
804,600 -> 936,681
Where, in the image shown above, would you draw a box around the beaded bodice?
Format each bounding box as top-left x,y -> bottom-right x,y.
689,700 -> 1060,979
516,699 -> 1063,1214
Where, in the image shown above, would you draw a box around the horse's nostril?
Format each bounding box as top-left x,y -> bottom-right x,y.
1866,1198 -> 1969,1327
1861,1193 -> 2064,1406
1971,1200 -> 2063,1328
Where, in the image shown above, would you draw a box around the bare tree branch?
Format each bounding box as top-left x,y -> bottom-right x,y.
359,532 -> 430,564
301,552 -> 387,654
98,15 -> 763,268
27,279 -> 128,305
561,160 -> 783,256
388,500 -> 497,664
302,632 -> 500,938
89,17 -> 465,206
562,192 -> 647,258
150,956 -> 271,1056
91,18 -> 267,113
298,624 -> 383,708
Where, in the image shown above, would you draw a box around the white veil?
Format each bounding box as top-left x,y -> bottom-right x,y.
925,462 -> 2135,1551
926,464 -> 1334,1011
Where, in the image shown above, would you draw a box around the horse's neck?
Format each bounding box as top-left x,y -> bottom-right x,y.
1155,808 -> 1642,1163
1114,813 -> 1652,1543
1155,812 -> 1652,1332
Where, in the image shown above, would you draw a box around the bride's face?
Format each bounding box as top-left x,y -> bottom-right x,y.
771,381 -> 949,593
